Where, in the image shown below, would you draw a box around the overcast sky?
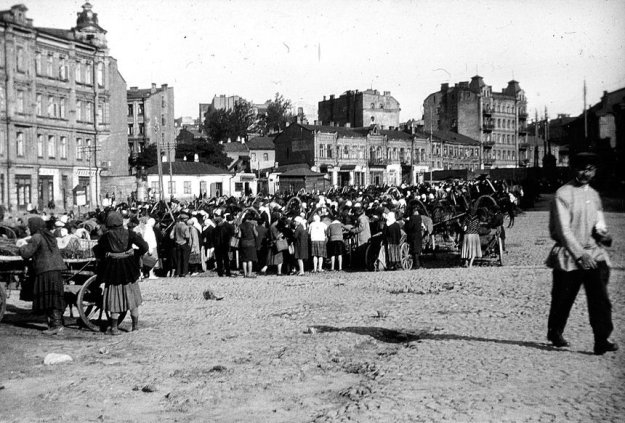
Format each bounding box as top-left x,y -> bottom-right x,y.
6,0 -> 625,123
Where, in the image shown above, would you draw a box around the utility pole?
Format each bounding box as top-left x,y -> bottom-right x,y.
583,79 -> 588,142
429,104 -> 433,182
153,121 -> 164,201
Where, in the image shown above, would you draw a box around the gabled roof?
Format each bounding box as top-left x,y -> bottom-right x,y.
247,136 -> 275,150
37,27 -> 75,41
221,142 -> 248,153
145,161 -> 229,176
300,124 -> 369,138
379,129 -> 414,141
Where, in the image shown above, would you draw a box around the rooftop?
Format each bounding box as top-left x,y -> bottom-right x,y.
145,161 -> 229,176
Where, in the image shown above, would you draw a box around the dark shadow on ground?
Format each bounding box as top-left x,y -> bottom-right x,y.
310,325 -> 577,352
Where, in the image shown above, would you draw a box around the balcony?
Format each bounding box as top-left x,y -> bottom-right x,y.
519,142 -> 530,151
482,106 -> 494,116
483,140 -> 495,149
483,158 -> 495,167
518,126 -> 528,135
482,122 -> 494,132
518,111 -> 528,120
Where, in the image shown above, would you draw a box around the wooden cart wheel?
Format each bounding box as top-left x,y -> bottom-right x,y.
0,283 -> 7,323
400,243 -> 413,270
77,276 -> 126,331
497,237 -> 505,266
364,242 -> 377,271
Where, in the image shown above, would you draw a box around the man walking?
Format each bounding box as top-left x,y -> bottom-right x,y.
546,152 -> 617,355
212,210 -> 235,277
171,213 -> 191,277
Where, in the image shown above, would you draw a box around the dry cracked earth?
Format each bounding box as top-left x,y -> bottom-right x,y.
1,210 -> 624,422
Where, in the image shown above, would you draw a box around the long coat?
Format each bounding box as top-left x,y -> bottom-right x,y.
404,215 -> 423,255
293,224 -> 309,260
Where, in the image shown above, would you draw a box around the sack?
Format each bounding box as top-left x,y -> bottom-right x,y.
288,243 -> 295,255
142,253 -> 158,269
230,236 -> 240,249
275,238 -> 289,252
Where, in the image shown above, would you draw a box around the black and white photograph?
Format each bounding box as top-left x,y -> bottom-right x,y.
0,0 -> 623,421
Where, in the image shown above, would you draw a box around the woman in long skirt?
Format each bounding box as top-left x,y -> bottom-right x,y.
461,208 -> 482,267
18,217 -> 67,335
94,211 -> 148,335
308,214 -> 327,272
382,212 -> 402,270
238,214 -> 258,277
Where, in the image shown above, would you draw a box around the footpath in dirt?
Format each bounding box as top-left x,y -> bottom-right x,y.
1,211 -> 624,423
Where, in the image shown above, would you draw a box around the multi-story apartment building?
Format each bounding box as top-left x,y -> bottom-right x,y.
423,76 -> 528,169
0,3 -> 127,211
318,89 -> 401,130
274,123 -> 430,186
127,83 -> 175,171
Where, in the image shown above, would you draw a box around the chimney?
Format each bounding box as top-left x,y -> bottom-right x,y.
330,94 -> 335,100
161,83 -> 168,89
345,122 -> 351,128
151,83 -> 157,93
227,138 -> 231,143
441,83 -> 449,92
384,91 -> 390,96
130,86 -> 138,90
194,153 -> 199,162
323,96 -> 326,101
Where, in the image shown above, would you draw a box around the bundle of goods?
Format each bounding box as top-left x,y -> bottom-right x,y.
58,237 -> 97,260
0,238 -> 20,256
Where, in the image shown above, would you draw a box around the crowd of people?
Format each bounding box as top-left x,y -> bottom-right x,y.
1,162 -> 617,354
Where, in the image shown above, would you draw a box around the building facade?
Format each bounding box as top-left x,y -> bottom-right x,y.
274,123 -> 430,187
423,76 -> 529,169
127,83 -> 175,171
0,3 -> 127,211
318,89 -> 401,129
247,136 -> 275,174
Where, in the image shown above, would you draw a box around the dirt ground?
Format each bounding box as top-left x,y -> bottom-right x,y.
1,211 -> 624,423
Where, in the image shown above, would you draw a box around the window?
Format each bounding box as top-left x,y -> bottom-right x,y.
37,134 -> 44,158
48,135 -> 56,158
75,62 -> 82,83
128,124 -> 133,135
139,123 -> 144,135
60,136 -> 67,159
318,144 -> 325,158
16,90 -> 25,113
85,102 -> 93,122
162,97 -> 166,108
0,130 -> 5,156
76,138 -> 83,160
97,62 -> 104,87
167,181 -> 176,195
60,98 -> 66,119
184,181 -> 192,194
47,96 -> 54,117
263,153 -> 268,161
16,47 -> 25,72
138,104 -> 144,115
162,115 -> 166,126
46,55 -> 54,77
76,100 -> 83,121
35,53 -> 42,75
326,145 -> 333,158
16,132 -> 24,157
36,94 -> 43,115
85,63 -> 92,85
371,103 -> 375,109
235,182 -> 243,192
150,181 -> 159,195
59,58 -> 67,80
16,175 -> 31,207
251,152 -> 256,161
128,104 -> 133,116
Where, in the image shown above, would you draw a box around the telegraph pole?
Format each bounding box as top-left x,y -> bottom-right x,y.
153,121 -> 164,201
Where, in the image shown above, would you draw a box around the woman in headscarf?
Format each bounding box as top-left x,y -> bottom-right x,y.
93,211 -> 148,335
18,217 -> 67,335
308,213 -> 327,273
382,211 -> 402,270
460,205 -> 482,268
142,217 -> 159,280
238,213 -> 258,278
187,216 -> 202,275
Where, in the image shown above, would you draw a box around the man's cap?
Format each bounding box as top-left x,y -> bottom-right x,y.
571,152 -> 598,169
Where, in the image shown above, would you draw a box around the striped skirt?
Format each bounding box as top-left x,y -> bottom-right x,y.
387,244 -> 402,263
103,281 -> 142,313
311,241 -> 327,258
461,234 -> 482,259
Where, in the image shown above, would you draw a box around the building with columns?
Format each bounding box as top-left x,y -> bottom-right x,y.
273,123 -> 430,187
127,83 -> 175,172
0,3 -> 127,212
423,76 -> 529,169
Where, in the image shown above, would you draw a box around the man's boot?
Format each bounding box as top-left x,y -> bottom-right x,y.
547,329 -> 569,348
109,315 -> 121,336
131,315 -> 139,332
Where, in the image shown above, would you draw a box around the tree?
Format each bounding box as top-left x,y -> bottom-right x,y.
128,143 -> 158,171
175,132 -> 231,169
203,99 -> 257,142
259,92 -> 293,135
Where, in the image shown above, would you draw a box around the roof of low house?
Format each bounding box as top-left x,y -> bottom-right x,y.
279,167 -> 324,177
300,124 -> 370,138
431,130 -> 481,146
221,142 -> 249,153
247,136 -> 275,150
145,161 -> 229,175
379,129 -> 414,141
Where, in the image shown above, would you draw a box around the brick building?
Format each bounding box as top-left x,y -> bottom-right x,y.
318,89 -> 401,130
273,123 -> 430,187
0,3 -> 127,211
423,76 -> 529,169
127,83 -> 175,171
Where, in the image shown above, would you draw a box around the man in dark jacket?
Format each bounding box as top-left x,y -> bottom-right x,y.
212,210 -> 235,277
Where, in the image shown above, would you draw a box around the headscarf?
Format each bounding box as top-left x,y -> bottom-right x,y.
105,211 -> 129,252
386,212 -> 396,226
28,216 -> 57,253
